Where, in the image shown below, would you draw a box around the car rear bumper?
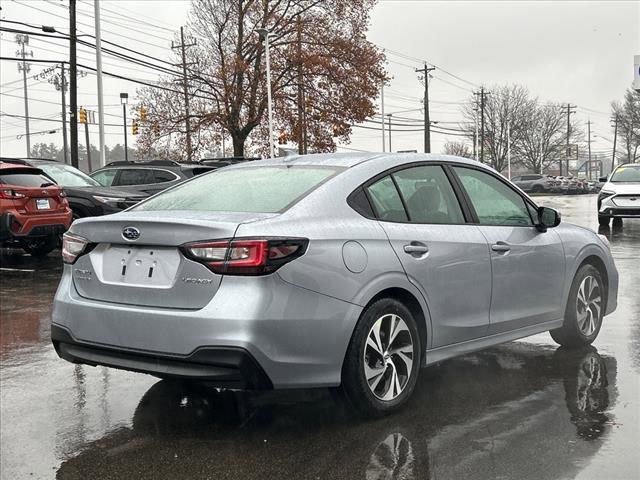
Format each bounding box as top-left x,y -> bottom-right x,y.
51,267 -> 362,388
1,210 -> 71,239
51,324 -> 272,389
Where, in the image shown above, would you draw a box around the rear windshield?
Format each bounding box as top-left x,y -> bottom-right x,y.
610,165 -> 640,182
0,170 -> 54,187
134,165 -> 343,213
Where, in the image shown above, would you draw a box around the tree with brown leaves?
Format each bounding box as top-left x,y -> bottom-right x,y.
136,0 -> 387,159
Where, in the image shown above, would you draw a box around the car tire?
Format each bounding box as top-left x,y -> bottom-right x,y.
550,264 -> 605,348
23,236 -> 58,257
598,216 -> 610,227
341,298 -> 421,416
612,218 -> 623,228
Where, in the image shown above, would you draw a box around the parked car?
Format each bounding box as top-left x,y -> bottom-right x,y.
0,162 -> 72,256
90,160 -> 218,196
51,153 -> 618,415
510,174 -> 559,193
554,176 -> 571,194
1,158 -> 146,219
597,162 -> 640,227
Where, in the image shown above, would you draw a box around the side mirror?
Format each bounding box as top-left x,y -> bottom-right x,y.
536,206 -> 561,232
599,176 -> 608,183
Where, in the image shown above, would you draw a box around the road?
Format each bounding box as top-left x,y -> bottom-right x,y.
1,194 -> 639,480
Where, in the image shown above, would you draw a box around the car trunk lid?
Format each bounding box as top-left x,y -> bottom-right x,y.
70,210 -> 278,309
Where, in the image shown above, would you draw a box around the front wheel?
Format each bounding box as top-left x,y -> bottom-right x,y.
341,298 -> 421,416
23,236 -> 58,257
598,216 -> 610,227
550,265 -> 605,347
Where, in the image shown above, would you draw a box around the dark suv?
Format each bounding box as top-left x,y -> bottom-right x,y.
90,160 -> 218,195
1,158 -> 146,219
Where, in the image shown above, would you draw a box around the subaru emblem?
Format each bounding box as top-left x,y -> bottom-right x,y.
122,226 -> 140,241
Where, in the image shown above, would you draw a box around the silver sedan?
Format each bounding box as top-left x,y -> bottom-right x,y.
52,153 -> 618,415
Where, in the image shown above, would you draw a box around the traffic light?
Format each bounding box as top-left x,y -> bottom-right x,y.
132,119 -> 139,135
139,106 -> 147,122
79,107 -> 87,124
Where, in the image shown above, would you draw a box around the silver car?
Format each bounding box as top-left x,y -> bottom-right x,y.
52,153 -> 618,415
598,163 -> 640,227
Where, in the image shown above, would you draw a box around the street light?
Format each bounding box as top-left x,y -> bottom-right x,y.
120,92 -> 129,163
256,28 -> 274,158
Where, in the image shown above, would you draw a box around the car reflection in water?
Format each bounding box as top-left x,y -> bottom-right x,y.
56,344 -> 615,480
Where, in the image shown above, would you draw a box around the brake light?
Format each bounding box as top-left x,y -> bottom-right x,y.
182,238 -> 308,275
0,189 -> 26,199
62,233 -> 89,264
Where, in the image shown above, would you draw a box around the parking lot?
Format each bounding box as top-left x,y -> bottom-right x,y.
0,194 -> 639,480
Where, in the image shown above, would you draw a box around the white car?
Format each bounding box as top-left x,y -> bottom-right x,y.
598,163 -> 640,227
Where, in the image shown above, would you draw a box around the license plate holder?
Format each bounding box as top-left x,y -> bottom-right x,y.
36,198 -> 50,210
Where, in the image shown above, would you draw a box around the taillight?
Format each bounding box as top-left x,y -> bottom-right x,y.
62,233 -> 89,264
0,189 -> 26,199
182,238 -> 308,275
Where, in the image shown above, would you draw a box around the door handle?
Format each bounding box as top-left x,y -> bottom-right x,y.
404,243 -> 429,255
491,242 -> 511,253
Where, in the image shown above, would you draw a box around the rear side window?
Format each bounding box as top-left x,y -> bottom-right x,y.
0,170 -> 54,187
153,170 -> 178,183
392,165 -> 464,224
366,176 -> 408,222
117,169 -> 155,186
135,166 -> 342,213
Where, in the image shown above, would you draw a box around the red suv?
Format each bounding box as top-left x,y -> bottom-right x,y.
0,162 -> 72,256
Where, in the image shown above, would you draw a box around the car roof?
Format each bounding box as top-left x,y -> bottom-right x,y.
223,152 -> 489,170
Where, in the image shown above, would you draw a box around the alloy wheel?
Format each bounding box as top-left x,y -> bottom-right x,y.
576,275 -> 602,336
363,314 -> 414,401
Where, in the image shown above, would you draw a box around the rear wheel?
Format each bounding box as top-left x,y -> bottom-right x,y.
550,265 -> 605,347
23,236 -> 57,257
341,298 -> 421,416
598,216 -> 610,227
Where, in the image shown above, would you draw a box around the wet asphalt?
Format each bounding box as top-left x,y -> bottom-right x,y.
0,194 -> 639,480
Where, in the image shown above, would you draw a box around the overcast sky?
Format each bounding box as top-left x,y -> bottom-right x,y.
1,0 -> 638,162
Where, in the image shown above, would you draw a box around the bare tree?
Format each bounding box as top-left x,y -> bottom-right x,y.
461,84 -> 535,172
515,103 -> 567,174
611,87 -> 640,165
443,140 -> 472,158
136,0 -> 387,159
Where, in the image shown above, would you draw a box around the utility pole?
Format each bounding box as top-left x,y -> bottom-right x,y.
120,93 -> 129,162
15,34 -> 32,156
94,0 -> 106,167
56,64 -> 69,163
381,82 -> 385,152
387,113 -> 392,152
416,63 -> 436,153
561,103 -> 576,176
172,27 -> 196,161
507,122 -> 511,180
69,0 -> 79,168
296,15 -> 305,155
473,104 -> 479,161
587,120 -> 592,180
611,114 -> 618,172
475,87 -> 490,163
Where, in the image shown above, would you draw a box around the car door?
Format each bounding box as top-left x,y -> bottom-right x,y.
366,164 -> 492,347
450,166 -> 565,334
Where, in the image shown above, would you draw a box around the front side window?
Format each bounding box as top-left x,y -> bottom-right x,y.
392,165 -> 464,224
453,167 -> 532,226
135,166 -> 342,213
366,176 -> 408,222
91,169 -> 117,186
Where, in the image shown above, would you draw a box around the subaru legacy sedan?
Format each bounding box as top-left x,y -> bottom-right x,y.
52,153 -> 618,415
